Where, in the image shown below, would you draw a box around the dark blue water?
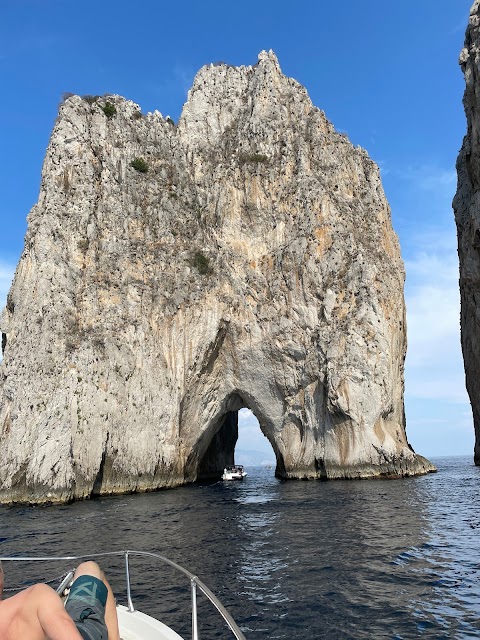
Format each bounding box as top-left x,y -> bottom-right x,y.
1,456 -> 479,639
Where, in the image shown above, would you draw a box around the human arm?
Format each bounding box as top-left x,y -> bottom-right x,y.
34,584 -> 83,640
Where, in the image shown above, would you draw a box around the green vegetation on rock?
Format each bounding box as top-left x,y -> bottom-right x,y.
191,251 -> 211,275
239,153 -> 269,165
130,157 -> 148,173
101,101 -> 117,119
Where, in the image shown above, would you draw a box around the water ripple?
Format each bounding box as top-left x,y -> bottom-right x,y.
1,456 -> 479,638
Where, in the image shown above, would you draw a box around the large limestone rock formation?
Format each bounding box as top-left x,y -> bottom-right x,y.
455,1 -> 480,466
0,51 -> 434,503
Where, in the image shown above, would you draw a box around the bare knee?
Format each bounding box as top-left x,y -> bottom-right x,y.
73,561 -> 104,581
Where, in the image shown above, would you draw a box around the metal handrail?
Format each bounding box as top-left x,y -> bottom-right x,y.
0,550 -> 246,640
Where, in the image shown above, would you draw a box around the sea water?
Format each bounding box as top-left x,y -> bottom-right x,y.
1,456 -> 479,639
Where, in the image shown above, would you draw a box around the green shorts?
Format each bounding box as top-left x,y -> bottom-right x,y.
65,575 -> 109,640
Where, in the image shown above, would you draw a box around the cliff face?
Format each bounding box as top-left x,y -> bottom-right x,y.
0,51 -> 434,503
455,1 -> 480,466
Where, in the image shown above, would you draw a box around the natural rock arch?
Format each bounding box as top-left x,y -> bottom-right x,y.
187,392 -> 286,481
0,51 -> 435,504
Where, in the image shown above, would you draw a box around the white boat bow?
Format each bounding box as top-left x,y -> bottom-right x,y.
0,550 -> 246,640
117,605 -> 184,640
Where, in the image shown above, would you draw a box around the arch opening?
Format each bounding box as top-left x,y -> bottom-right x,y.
236,409 -> 277,470
193,393 -> 284,481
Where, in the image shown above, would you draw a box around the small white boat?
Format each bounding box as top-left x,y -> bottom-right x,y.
222,465 -> 247,481
0,550 -> 245,640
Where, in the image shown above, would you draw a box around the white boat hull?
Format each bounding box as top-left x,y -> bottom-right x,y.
222,466 -> 247,481
222,472 -> 247,480
117,605 -> 184,640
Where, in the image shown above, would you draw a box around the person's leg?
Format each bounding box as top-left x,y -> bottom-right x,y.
71,562 -> 120,640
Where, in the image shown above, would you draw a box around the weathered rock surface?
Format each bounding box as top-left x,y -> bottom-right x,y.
455,1 -> 480,466
0,51 -> 434,503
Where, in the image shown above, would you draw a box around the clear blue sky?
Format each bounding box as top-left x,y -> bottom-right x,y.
0,0 -> 473,459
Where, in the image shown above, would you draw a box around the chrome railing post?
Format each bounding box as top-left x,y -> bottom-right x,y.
125,551 -> 135,612
191,577 -> 199,640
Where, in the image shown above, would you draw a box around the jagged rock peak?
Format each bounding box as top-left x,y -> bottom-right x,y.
0,52 -> 435,504
454,1 -> 480,465
178,49 -> 314,150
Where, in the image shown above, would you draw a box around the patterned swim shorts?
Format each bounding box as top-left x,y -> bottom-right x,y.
65,574 -> 109,640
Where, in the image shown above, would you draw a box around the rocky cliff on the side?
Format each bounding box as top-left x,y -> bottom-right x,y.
455,0 -> 480,466
0,51 -> 435,503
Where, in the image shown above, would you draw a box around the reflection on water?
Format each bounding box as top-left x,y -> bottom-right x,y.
238,511 -> 288,607
1,456 -> 480,638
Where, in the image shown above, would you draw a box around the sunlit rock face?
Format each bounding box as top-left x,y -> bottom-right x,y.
455,1 -> 480,466
0,51 -> 434,504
